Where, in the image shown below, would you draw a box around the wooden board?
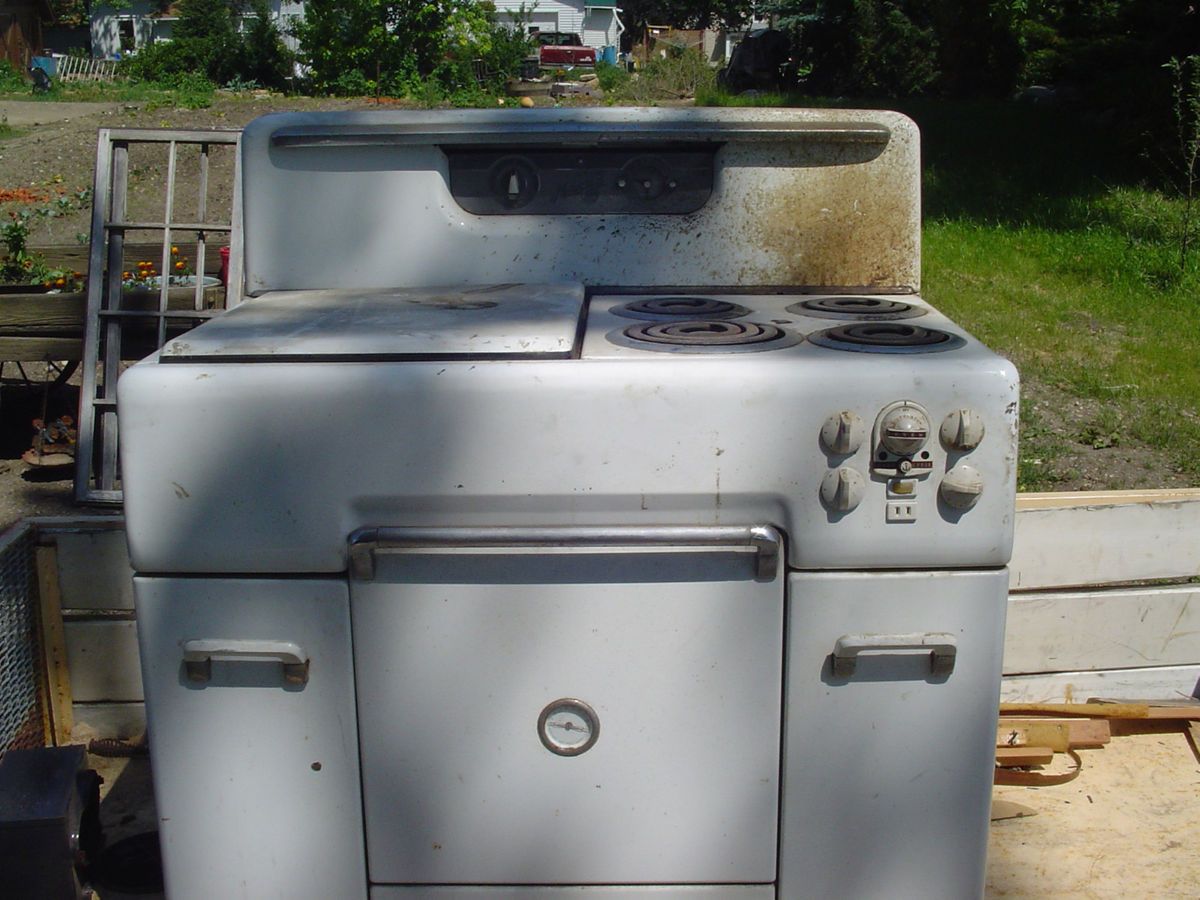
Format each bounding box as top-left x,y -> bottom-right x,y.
62,619 -> 143,703
37,241 -> 228,275
1016,489 -> 1200,510
997,718 -> 1111,751
56,530 -> 135,611
1010,496 -> 1200,590
996,746 -> 1054,766
35,545 -> 73,745
1003,585 -> 1200,674
1000,666 -> 1200,703
1011,496 -> 1200,591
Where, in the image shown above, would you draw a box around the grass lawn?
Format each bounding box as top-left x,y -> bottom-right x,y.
702,92 -> 1200,490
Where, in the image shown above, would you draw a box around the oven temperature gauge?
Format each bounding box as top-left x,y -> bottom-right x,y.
538,698 -> 600,757
872,401 -> 934,478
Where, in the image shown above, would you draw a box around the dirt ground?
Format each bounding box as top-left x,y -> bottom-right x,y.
987,729 -> 1200,898
0,90 -> 1195,529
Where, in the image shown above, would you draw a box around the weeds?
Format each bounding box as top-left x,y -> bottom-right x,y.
603,50 -> 716,104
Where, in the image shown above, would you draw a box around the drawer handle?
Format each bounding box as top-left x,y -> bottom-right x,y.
831,632 -> 957,678
348,524 -> 783,580
181,639 -> 310,685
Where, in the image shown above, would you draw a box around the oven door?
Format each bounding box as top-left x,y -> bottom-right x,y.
350,526 -> 784,887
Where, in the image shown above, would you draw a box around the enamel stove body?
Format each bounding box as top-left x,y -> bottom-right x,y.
118,108 -> 1017,900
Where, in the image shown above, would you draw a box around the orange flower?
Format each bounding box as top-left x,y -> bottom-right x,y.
123,271 -> 131,279
55,278 -> 66,286
171,245 -> 179,254
174,260 -> 185,270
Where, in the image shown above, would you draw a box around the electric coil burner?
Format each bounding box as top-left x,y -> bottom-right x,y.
612,319 -> 798,352
809,322 -> 967,354
788,295 -> 926,320
613,296 -> 751,320
118,108 -> 1018,900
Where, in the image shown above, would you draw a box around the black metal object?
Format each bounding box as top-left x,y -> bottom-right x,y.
446,147 -> 715,215
808,323 -> 966,354
789,296 -> 926,321
0,746 -> 103,900
613,296 -> 750,321
611,319 -> 801,353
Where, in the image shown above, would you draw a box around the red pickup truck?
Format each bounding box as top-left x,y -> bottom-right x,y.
536,32 -> 597,67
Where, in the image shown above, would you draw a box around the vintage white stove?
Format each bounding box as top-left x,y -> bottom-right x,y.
118,108 -> 1017,900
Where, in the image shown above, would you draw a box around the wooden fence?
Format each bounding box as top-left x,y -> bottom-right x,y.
11,489 -> 1200,740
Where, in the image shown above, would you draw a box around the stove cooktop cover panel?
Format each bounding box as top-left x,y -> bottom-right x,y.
159,282 -> 585,361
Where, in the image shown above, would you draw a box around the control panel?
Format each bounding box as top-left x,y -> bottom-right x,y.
445,147 -> 715,216
819,401 -> 989,521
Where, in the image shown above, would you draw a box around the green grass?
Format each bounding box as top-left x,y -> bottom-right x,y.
0,75 -> 216,110
702,89 -> 1200,490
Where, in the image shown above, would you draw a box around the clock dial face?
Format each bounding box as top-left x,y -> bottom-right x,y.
538,698 -> 600,756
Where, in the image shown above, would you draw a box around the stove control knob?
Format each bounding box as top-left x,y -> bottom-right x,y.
940,408 -> 986,451
821,467 -> 866,512
940,464 -> 984,510
880,406 -> 931,456
821,411 -> 865,455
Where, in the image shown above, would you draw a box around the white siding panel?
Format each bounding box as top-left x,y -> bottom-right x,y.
1003,585 -> 1200,675
1011,494 -> 1200,590
1000,666 -> 1200,703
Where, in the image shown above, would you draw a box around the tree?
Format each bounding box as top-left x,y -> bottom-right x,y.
296,0 -> 528,97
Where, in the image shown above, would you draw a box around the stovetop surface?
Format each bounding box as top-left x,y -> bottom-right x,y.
160,283 -> 585,361
158,284 -> 975,363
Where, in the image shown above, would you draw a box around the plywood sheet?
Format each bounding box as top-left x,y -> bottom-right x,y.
1003,585 -> 1200,674
56,530 -> 134,610
64,619 -> 143,702
1010,497 -> 1200,590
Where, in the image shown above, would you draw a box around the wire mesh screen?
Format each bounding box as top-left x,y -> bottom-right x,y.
0,523 -> 46,753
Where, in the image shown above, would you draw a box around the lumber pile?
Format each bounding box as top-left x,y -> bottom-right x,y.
993,699 -> 1200,793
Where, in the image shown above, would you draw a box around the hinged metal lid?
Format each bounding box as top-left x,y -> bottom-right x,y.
159,282 -> 585,361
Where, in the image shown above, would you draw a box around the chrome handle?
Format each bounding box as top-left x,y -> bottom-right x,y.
831,632 -> 957,678
271,121 -> 891,149
181,639 -> 310,685
348,524 -> 782,580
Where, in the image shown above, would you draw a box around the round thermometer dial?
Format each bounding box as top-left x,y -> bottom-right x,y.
538,698 -> 600,757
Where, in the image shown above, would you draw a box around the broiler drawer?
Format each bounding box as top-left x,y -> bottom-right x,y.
351,540 -> 783,885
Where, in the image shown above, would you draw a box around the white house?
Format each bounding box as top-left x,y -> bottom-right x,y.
89,1 -> 304,59
492,0 -> 624,53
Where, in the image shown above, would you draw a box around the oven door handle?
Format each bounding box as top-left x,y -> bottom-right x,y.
348,524 -> 782,581
831,632 -> 958,678
181,639 -> 310,686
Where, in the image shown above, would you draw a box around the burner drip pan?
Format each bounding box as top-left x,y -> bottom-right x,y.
611,319 -> 799,353
788,296 -> 925,320
808,322 -> 965,354
614,296 -> 751,321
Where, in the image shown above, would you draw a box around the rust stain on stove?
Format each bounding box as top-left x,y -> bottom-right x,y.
746,119 -> 921,290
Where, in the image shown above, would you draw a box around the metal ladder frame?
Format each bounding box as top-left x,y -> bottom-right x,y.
75,128 -> 244,505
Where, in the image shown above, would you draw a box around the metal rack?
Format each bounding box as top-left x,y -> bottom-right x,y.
75,128 -> 243,504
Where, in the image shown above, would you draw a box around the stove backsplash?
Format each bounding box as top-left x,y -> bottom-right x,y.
241,108 -> 921,296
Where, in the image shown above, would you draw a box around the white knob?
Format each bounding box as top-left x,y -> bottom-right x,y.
880,406 -> 931,456
821,467 -> 866,512
940,408 -> 986,451
820,411 -> 865,455
940,464 -> 984,510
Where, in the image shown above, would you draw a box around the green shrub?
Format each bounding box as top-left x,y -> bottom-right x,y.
0,60 -> 27,93
595,60 -> 629,93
